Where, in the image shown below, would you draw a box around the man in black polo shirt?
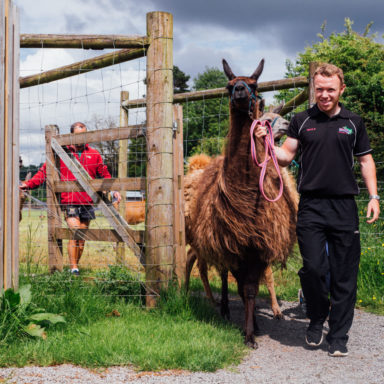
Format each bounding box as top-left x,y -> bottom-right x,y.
255,63 -> 380,357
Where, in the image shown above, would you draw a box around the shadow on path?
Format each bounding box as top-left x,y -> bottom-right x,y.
220,294 -> 330,351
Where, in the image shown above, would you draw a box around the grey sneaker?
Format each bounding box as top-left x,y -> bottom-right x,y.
305,323 -> 323,347
328,340 -> 348,357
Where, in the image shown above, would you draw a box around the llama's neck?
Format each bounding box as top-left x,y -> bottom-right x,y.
223,109 -> 263,182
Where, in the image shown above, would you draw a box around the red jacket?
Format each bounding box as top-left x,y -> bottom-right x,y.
26,144 -> 111,205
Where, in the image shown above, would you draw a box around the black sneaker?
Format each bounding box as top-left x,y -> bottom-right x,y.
305,323 -> 323,347
328,340 -> 348,357
71,269 -> 80,276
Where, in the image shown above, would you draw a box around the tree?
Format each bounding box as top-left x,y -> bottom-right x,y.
173,65 -> 190,94
276,19 -> 384,176
184,67 -> 229,157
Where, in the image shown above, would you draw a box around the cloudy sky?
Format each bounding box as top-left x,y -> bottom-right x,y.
15,0 -> 384,165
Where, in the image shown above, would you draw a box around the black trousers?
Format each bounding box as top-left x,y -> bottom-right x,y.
297,196 -> 360,344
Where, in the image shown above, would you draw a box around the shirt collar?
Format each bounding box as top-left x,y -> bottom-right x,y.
67,143 -> 90,153
310,103 -> 352,119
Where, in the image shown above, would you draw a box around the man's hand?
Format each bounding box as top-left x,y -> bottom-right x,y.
19,181 -> 28,190
255,124 -> 267,139
112,191 -> 122,204
366,198 -> 380,224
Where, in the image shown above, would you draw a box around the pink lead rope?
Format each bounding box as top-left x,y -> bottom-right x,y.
250,120 -> 284,202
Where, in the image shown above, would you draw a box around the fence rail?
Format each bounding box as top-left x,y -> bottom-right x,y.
20,34 -> 149,49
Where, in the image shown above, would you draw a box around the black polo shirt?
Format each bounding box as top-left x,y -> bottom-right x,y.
287,104 -> 372,196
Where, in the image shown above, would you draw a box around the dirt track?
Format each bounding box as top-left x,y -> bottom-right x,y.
1,297 -> 383,384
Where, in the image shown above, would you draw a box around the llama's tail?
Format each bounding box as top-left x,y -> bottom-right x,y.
187,153 -> 212,173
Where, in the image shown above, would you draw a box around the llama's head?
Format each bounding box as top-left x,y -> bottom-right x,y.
223,58 -> 265,118
260,103 -> 289,140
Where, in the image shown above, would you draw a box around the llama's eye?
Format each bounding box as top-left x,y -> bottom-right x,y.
226,85 -> 233,93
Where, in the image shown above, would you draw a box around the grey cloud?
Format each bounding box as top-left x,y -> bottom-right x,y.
141,0 -> 384,53
65,14 -> 87,32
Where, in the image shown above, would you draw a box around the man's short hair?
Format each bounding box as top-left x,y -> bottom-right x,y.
314,63 -> 344,86
70,122 -> 86,133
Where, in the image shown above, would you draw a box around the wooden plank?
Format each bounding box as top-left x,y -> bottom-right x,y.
309,62 -> 318,108
55,124 -> 145,146
20,47 -> 146,89
145,11 -> 174,306
122,76 -> 309,109
20,34 -> 149,49
50,138 -> 143,263
54,177 -> 145,192
11,4 -> 19,289
55,227 -> 144,244
0,0 -> 5,289
4,0 -> 13,289
172,105 -> 186,286
280,88 -> 309,117
45,126 -> 64,272
116,91 -> 129,264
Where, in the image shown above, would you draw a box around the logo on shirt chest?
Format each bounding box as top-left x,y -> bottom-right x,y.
305,128 -> 317,132
338,126 -> 353,135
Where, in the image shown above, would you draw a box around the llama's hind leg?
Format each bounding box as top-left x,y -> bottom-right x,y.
185,248 -> 216,304
185,248 -> 197,293
264,265 -> 284,319
197,258 -> 217,304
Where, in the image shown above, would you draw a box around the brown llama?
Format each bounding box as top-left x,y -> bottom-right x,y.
184,59 -> 298,348
185,108 -> 296,320
113,200 -> 146,225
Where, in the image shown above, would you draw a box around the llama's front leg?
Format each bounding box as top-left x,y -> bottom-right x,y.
264,265 -> 284,319
244,284 -> 258,349
220,269 -> 230,320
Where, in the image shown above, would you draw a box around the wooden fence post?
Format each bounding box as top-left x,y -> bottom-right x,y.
1,0 -> 19,290
116,91 -> 129,264
45,125 -> 63,272
145,11 -> 174,307
172,104 -> 186,286
0,1 -> 4,289
11,5 -> 20,288
308,62 -> 318,108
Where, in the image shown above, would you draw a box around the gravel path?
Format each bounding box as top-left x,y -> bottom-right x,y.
1,297 -> 383,384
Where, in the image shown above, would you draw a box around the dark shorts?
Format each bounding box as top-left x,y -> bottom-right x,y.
62,205 -> 96,221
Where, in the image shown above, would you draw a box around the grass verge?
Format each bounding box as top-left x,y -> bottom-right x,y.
0,271 -> 246,371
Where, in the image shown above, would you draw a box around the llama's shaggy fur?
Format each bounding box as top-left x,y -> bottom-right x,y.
184,59 -> 298,348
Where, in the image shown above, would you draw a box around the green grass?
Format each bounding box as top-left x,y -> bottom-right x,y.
0,271 -> 246,370
355,199 -> 384,315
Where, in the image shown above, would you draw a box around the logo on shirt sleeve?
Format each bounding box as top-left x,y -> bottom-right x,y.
339,126 -> 353,135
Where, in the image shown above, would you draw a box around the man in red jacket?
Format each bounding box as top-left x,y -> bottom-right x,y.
20,122 -> 121,275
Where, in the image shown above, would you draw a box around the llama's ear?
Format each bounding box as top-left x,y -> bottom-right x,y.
250,59 -> 265,81
222,59 -> 236,80
272,102 -> 284,114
